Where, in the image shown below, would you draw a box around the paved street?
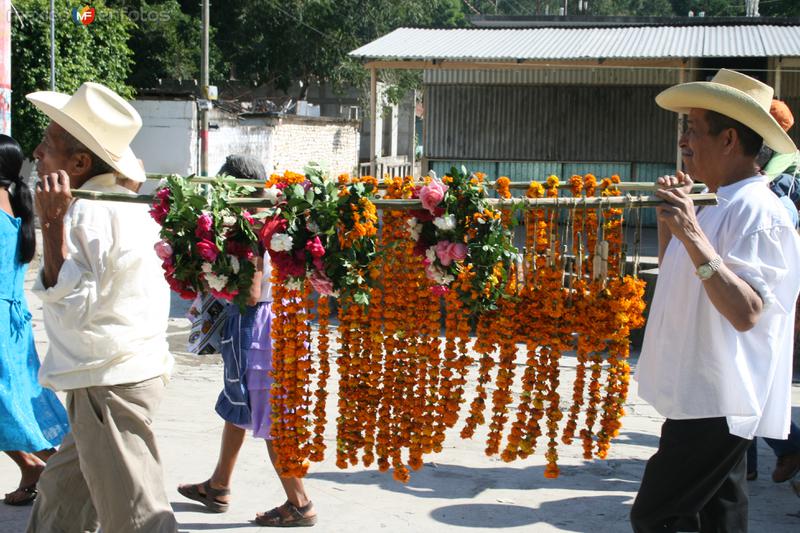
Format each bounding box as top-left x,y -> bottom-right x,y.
1,261 -> 799,533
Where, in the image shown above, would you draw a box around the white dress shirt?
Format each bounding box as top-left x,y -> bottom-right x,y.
636,176 -> 800,440
33,174 -> 173,390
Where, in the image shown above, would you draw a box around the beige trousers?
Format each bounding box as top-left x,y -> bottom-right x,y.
27,376 -> 177,533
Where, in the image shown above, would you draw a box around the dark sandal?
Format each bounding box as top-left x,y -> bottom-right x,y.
3,484 -> 38,506
254,500 -> 317,527
177,480 -> 230,513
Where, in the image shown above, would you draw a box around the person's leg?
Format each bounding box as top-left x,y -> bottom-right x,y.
178,421 -> 246,507
746,439 -> 758,480
4,451 -> 46,503
71,378 -> 177,533
698,449 -> 748,533
26,431 -> 99,533
763,422 -> 800,482
630,418 -> 750,533
266,440 -> 312,509
253,440 -> 317,526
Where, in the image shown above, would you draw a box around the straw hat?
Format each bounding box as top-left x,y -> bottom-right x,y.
26,82 -> 146,182
656,69 -> 796,154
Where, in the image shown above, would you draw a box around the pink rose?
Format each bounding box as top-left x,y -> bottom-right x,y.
305,236 -> 325,258
430,285 -> 449,297
242,210 -> 255,225
419,180 -> 447,214
434,240 -> 467,266
309,270 -> 335,296
196,239 -> 219,262
156,188 -> 171,201
154,240 -> 173,261
195,213 -> 213,239
450,242 -> 467,262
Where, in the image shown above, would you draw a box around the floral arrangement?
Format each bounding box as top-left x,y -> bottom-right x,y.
259,169 -> 378,305
408,167 -> 517,314
149,175 -> 262,308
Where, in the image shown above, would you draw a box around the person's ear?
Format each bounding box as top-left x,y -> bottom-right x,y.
720,128 -> 737,154
67,151 -> 93,179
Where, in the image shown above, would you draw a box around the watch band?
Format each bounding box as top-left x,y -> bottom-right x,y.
696,255 -> 723,281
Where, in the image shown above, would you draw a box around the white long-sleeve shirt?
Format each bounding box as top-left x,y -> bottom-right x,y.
636,176 -> 800,440
33,174 -> 173,390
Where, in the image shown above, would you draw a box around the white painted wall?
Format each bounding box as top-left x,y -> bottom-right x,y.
131,100 -> 196,176
132,98 -> 359,180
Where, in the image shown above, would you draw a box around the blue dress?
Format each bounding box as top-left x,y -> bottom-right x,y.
0,211 -> 69,451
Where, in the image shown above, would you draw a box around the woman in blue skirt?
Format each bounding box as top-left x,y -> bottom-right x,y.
178,155 -> 316,527
0,134 -> 69,505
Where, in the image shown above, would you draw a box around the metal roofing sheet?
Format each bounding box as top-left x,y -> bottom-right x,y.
349,26 -> 800,61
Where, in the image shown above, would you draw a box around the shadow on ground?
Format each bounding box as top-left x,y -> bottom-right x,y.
306,459 -> 646,501
430,496 -> 632,530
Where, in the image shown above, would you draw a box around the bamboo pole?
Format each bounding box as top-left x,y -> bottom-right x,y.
143,174 -> 707,193
71,189 -> 718,209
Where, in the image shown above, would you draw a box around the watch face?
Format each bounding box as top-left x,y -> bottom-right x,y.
698,264 -> 713,279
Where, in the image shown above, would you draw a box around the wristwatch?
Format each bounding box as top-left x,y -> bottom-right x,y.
696,255 -> 722,281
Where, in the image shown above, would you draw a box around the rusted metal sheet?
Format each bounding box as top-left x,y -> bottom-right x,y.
426,85 -> 675,163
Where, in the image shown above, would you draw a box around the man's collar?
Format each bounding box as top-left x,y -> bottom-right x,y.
78,173 -> 118,191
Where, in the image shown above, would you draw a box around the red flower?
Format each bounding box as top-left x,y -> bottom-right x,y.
225,239 -> 255,260
259,216 -> 288,248
270,249 -> 306,279
242,210 -> 255,225
210,287 -> 239,301
305,236 -> 325,258
196,239 -> 219,262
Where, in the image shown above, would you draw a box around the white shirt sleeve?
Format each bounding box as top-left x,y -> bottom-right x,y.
724,225 -> 794,314
32,204 -> 115,331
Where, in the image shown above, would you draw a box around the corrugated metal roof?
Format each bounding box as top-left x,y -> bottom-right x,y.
349,26 -> 800,62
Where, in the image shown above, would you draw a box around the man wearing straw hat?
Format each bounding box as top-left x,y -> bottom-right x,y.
24,82 -> 176,532
632,69 -> 800,532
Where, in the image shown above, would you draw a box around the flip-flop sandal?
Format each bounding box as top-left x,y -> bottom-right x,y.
177,480 -> 230,513
3,484 -> 38,506
254,500 -> 317,527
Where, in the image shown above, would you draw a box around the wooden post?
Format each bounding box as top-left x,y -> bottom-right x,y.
775,58 -> 782,99
676,64 -> 686,172
370,67 -> 377,176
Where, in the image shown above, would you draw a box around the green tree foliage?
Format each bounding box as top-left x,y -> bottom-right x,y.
197,0 -> 465,98
11,0 -> 134,156
106,0 -> 225,86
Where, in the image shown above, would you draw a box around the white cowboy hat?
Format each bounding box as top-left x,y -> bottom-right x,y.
656,69 -> 796,154
26,82 -> 146,182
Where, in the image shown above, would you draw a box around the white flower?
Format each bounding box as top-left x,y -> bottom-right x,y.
425,247 -> 437,264
206,273 -> 229,291
263,186 -> 282,204
285,277 -> 304,292
405,218 -> 421,241
222,215 -> 237,227
229,255 -> 240,274
201,262 -> 213,274
433,214 -> 456,231
270,233 -> 293,252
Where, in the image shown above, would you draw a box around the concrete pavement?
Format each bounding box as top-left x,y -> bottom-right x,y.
1,262 -> 799,533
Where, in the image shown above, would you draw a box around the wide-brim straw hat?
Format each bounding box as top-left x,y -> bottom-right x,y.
26,82 -> 146,182
656,69 -> 796,154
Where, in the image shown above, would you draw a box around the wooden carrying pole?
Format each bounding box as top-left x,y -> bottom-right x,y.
71,189 -> 718,209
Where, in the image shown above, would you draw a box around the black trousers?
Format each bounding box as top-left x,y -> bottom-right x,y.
630,417 -> 752,533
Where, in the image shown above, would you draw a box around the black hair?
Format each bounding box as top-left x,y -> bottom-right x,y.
218,155 -> 266,182
218,155 -> 267,198
0,134 -> 36,263
705,110 -> 764,157
60,129 -> 116,177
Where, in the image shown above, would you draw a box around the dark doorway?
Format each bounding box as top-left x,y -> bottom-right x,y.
697,57 -> 769,82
